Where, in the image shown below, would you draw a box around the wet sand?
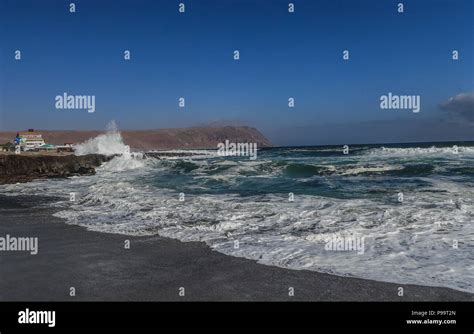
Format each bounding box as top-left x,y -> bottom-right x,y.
0,195 -> 472,301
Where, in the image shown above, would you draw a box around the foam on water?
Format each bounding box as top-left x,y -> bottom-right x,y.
367,146 -> 474,156
99,153 -> 147,172
1,143 -> 473,293
46,177 -> 473,292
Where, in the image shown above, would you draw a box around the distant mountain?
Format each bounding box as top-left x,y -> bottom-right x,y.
0,126 -> 272,150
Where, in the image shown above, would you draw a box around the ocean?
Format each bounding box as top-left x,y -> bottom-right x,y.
1,136 -> 473,293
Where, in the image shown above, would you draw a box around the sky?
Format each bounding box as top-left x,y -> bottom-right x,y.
0,0 -> 473,145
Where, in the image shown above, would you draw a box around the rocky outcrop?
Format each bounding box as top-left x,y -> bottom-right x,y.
0,154 -> 111,184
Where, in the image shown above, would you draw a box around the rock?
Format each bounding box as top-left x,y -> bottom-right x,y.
0,154 -> 111,184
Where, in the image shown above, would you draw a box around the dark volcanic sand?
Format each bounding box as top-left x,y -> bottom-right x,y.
0,195 -> 472,301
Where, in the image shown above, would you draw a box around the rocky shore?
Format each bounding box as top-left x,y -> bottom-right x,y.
0,153 -> 111,184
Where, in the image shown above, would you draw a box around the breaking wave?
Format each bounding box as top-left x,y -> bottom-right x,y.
74,121 -> 130,156
1,142 -> 474,293
366,145 -> 474,156
74,120 -> 147,171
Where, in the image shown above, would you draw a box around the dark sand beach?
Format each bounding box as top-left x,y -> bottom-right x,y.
0,194 -> 472,302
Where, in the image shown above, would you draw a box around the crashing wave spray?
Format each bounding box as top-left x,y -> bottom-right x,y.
75,121 -> 145,171
74,121 -> 130,156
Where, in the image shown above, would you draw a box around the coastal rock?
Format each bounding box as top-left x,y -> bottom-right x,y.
0,154 -> 111,184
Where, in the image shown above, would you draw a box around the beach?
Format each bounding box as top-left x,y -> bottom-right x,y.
0,194 -> 472,302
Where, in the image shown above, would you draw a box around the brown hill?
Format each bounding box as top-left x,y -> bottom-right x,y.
0,126 -> 272,150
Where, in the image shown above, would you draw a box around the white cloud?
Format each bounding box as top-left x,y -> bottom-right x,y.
439,92 -> 474,122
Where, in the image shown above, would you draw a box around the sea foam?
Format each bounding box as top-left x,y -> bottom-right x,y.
2,143 -> 473,293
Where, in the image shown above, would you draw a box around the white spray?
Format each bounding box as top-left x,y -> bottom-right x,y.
75,121 -> 145,171
74,121 -> 130,156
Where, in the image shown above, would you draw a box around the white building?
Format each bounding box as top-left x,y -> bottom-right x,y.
16,129 -> 45,151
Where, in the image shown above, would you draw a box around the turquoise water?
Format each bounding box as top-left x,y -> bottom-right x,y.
144,143 -> 474,201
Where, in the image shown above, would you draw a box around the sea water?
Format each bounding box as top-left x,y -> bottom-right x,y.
1,138 -> 473,293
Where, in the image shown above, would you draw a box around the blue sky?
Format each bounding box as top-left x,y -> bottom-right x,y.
0,0 -> 473,145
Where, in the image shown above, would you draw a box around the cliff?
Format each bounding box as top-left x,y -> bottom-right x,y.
0,126 -> 272,150
0,154 -> 111,184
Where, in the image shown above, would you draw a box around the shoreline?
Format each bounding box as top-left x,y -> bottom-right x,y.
0,194 -> 472,301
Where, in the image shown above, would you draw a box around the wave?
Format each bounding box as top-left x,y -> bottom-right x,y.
99,154 -> 146,172
130,158 -> 464,179
2,141 -> 474,293
366,145 -> 474,156
41,175 -> 473,293
271,145 -> 474,158
284,163 -> 333,177
74,120 -> 148,171
146,149 -> 218,160
284,163 -> 406,177
383,164 -> 435,176
74,121 -> 130,156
